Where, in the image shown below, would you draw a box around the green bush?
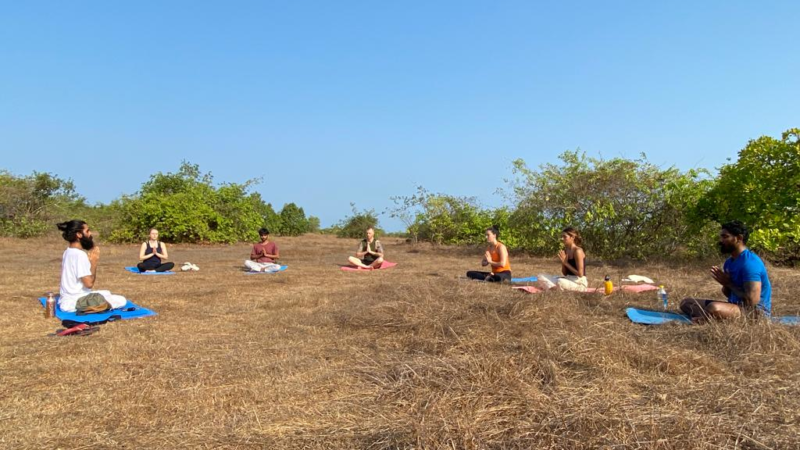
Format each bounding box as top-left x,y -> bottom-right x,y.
336,204 -> 382,239
390,187 -> 514,246
307,216 -> 321,233
109,162 -> 298,243
278,203 -> 310,236
508,151 -> 713,259
693,128 -> 800,263
0,170 -> 85,237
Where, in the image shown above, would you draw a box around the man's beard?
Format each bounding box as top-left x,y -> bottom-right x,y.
79,235 -> 95,251
718,242 -> 735,254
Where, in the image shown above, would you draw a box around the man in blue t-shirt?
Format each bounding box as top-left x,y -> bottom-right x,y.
680,221 -> 772,321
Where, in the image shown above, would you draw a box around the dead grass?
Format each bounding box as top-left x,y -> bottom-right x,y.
1,234 -> 800,449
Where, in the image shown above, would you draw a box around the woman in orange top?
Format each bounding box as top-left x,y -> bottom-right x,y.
467,226 -> 511,282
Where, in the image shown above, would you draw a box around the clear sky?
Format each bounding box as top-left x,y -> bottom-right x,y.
2,1 -> 798,231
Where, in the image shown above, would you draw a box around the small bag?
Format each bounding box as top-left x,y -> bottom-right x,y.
76,293 -> 111,314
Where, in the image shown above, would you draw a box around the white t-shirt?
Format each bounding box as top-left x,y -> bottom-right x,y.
59,247 -> 92,312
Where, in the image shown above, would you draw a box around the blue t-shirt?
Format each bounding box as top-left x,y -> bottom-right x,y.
723,249 -> 772,315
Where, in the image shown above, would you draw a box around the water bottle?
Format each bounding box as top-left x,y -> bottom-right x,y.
604,275 -> 613,295
658,285 -> 668,310
45,292 -> 56,319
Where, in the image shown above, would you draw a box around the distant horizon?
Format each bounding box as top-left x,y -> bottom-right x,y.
3,2 -> 798,231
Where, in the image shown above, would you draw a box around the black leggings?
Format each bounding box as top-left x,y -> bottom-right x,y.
137,261 -> 175,272
467,270 -> 512,282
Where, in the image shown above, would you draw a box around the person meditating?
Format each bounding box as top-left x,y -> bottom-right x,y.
680,221 -> 771,321
466,226 -> 511,282
57,219 -> 127,312
137,228 -> 175,273
347,227 -> 385,269
245,228 -> 282,272
537,227 -> 588,292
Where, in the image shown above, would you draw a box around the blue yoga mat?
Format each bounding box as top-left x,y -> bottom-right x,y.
245,265 -> 288,274
626,307 -> 800,326
125,266 -> 175,275
511,276 -> 538,283
775,316 -> 800,326
39,296 -> 157,323
626,307 -> 693,325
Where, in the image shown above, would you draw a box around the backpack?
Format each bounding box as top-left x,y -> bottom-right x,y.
76,293 -> 111,314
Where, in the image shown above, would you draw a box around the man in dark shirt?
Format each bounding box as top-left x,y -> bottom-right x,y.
244,228 -> 281,272
347,227 -> 385,269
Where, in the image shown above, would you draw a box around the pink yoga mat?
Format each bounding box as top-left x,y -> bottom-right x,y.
513,284 -> 658,295
340,261 -> 398,272
512,286 -> 543,294
620,283 -> 659,293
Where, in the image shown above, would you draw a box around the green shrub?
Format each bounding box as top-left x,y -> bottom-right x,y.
109,162 -> 301,243
508,151 -> 713,259
336,204 -> 382,239
278,203 -> 310,236
390,187 -> 514,246
0,170 -> 85,237
693,128 -> 800,263
307,216 -> 321,233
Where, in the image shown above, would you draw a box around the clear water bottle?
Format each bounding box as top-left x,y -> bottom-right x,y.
657,285 -> 668,310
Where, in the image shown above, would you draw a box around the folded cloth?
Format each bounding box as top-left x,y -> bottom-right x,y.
125,266 -> 175,275
341,261 -> 398,271
39,296 -> 156,324
622,275 -> 655,284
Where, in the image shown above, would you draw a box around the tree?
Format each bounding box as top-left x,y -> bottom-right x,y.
508,150 -> 712,259
109,161 -> 308,243
336,204 -> 382,239
390,187 -> 512,246
0,170 -> 84,237
694,128 -> 800,262
278,203 -> 309,236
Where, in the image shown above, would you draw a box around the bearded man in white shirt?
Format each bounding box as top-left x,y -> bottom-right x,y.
56,220 -> 127,313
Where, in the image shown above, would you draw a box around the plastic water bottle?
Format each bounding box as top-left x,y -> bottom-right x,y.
604,275 -> 613,295
658,285 -> 668,310
45,292 -> 56,319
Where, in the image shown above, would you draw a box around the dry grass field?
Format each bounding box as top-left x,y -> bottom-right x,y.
2,234 -> 800,449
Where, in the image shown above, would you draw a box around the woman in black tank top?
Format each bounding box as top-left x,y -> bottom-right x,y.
559,227 -> 586,278
137,228 -> 175,273
536,227 -> 588,291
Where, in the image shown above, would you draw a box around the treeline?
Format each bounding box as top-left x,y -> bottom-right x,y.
3,129 -> 798,261
388,128 -> 799,263
0,162 -> 318,243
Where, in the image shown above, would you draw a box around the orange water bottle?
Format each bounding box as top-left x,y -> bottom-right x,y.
603,275 -> 613,295
45,292 -> 56,319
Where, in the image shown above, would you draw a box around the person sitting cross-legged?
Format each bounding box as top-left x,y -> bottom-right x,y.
244,228 -> 282,272
57,219 -> 127,313
466,226 -> 511,282
680,221 -> 772,322
536,227 -> 589,292
137,228 -> 175,273
347,227 -> 385,269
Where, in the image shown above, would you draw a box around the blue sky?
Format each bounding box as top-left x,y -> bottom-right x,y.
2,1 -> 798,231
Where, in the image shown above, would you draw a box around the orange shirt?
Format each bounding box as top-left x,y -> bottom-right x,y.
490,241 -> 511,273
